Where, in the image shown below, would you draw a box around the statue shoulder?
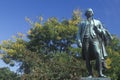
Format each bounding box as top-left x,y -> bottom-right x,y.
93,19 -> 102,26
94,19 -> 101,24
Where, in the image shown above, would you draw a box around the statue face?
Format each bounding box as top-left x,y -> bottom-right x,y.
85,11 -> 93,18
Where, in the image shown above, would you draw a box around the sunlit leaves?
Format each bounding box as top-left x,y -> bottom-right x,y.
105,58 -> 111,69
0,9 -> 120,79
70,8 -> 81,25
1,33 -> 26,61
105,35 -> 120,79
26,15 -> 79,53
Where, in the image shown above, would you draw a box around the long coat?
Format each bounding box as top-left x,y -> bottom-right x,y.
77,19 -> 112,60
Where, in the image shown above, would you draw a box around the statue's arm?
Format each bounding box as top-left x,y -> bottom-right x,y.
94,20 -> 104,35
97,21 -> 104,33
105,29 -> 113,40
99,22 -> 113,40
96,21 -> 113,45
77,23 -> 82,48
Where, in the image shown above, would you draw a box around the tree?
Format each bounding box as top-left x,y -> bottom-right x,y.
0,67 -> 20,80
27,17 -> 79,54
1,33 -> 27,63
105,35 -> 120,80
0,9 -> 120,79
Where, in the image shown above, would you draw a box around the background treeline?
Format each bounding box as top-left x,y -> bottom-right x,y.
0,9 -> 120,80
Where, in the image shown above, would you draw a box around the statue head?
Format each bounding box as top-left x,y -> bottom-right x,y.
85,8 -> 94,18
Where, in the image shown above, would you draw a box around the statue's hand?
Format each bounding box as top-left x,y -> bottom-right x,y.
78,42 -> 82,48
77,40 -> 82,48
94,25 -> 102,35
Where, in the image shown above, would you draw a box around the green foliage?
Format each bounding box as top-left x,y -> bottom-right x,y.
105,36 -> 120,80
20,51 -> 87,80
0,9 -> 120,80
27,16 -> 79,54
0,67 -> 20,80
1,33 -> 27,68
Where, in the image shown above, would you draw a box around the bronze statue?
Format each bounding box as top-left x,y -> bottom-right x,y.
77,8 -> 112,78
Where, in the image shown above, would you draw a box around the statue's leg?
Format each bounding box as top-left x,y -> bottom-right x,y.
83,38 -> 93,76
93,41 -> 106,77
97,58 -> 106,77
95,54 -> 103,76
85,55 -> 93,76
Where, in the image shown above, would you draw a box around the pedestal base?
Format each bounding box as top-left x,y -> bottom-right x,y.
80,77 -> 111,80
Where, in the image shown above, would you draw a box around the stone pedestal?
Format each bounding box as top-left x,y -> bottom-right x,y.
80,77 -> 111,80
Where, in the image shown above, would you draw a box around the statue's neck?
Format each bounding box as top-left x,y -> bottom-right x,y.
87,17 -> 93,21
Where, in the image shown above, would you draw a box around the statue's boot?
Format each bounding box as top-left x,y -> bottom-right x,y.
99,74 -> 107,78
87,75 -> 93,78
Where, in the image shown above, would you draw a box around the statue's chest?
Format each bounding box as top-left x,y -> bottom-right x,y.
84,20 -> 99,29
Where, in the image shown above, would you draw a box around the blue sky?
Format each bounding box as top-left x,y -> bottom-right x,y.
0,0 -> 120,71
0,0 -> 120,42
